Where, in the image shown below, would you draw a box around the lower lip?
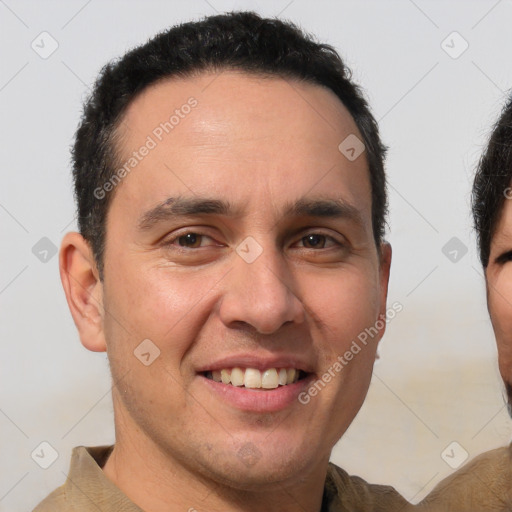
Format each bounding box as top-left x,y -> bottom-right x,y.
199,374 -> 315,413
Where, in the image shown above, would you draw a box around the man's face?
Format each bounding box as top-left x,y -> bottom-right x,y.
486,197 -> 512,388
95,72 -> 390,487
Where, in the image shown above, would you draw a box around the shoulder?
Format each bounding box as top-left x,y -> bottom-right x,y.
32,485 -> 68,512
418,444 -> 512,511
32,445 -> 114,512
326,462 -> 413,511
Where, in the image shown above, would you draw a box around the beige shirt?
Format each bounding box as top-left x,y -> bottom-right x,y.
33,446 -> 412,511
417,444 -> 512,512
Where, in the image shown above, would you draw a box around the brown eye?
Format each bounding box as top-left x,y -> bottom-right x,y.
302,234 -> 327,249
177,233 -> 203,248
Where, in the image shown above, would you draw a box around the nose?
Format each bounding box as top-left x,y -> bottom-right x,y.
218,244 -> 305,334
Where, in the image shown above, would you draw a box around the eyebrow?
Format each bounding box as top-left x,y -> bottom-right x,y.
283,197 -> 362,224
138,195 -> 363,231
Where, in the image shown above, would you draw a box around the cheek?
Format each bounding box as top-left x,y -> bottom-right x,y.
488,274 -> 512,377
304,272 -> 381,435
102,266 -> 221,421
300,268 -> 381,358
104,261 -> 220,359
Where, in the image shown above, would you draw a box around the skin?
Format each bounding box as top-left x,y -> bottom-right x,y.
60,71 -> 391,512
486,197 -> 512,388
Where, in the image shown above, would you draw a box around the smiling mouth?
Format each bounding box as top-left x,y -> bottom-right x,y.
203,367 -> 308,389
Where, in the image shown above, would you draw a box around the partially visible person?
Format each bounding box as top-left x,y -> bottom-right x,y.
419,96 -> 512,511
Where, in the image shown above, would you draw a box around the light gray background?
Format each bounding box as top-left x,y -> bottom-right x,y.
2,0 -> 512,510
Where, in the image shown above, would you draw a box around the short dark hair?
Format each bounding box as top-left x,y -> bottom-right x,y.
72,11 -> 387,278
472,95 -> 512,267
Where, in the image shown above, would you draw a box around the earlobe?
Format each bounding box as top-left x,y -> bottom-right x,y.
59,232 -> 107,352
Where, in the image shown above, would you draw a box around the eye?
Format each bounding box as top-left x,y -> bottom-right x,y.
495,250 -> 512,265
164,231 -> 219,249
296,233 -> 341,250
177,233 -> 204,248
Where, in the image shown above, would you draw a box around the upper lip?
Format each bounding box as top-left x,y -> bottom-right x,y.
196,353 -> 314,373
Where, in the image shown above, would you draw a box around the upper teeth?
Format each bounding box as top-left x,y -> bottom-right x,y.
207,368 -> 300,389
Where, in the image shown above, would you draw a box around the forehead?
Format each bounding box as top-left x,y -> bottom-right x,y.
121,70 -> 359,139
111,71 -> 372,224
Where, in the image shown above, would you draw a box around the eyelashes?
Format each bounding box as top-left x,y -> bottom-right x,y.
495,250 -> 512,265
162,231 -> 345,251
167,232 -> 217,249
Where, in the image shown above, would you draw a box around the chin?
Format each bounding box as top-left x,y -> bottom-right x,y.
190,433 -> 325,490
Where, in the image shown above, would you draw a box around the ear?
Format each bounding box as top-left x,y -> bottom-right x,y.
59,232 -> 106,352
377,242 -> 392,338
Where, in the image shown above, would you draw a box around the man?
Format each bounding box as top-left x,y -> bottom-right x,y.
418,97 -> 512,511
34,12 -> 411,511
